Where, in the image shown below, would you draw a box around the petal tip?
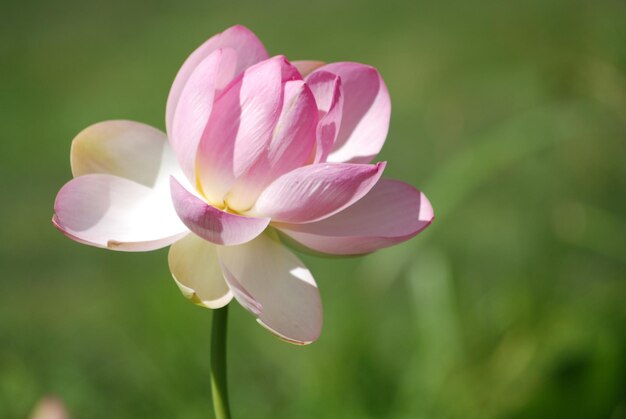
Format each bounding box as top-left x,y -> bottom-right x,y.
174,278 -> 232,309
418,191 -> 435,223
52,213 -> 104,249
228,24 -> 252,33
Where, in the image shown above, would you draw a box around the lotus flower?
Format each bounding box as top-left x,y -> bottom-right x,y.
53,25 -> 434,344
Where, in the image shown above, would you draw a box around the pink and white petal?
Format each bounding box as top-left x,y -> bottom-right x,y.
314,62 -> 390,164
218,233 -> 322,344
196,56 -> 301,205
252,162 -> 386,223
168,233 -> 233,308
170,48 -> 239,182
70,120 -> 181,191
225,79 -> 318,212
166,25 -> 268,135
170,176 -> 270,246
275,179 -> 434,255
220,263 -> 263,316
306,71 -> 344,163
292,60 -> 325,77
53,174 -> 188,251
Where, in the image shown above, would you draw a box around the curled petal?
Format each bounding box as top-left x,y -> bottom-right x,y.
218,233 -> 322,344
276,179 -> 434,255
168,233 -> 232,308
53,174 -> 188,251
306,71 -> 343,163
253,162 -> 385,223
313,62 -> 391,164
166,25 -> 268,136
170,176 -> 270,246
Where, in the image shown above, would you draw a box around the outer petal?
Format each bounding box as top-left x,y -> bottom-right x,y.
313,62 -> 391,164
275,179 -> 434,255
195,56 -> 302,206
168,233 -> 233,308
306,71 -> 343,163
218,233 -> 322,345
292,60 -> 325,77
170,48 -> 238,181
53,174 -> 188,251
170,176 -> 270,246
252,162 -> 386,223
166,25 -> 268,135
70,120 -> 180,190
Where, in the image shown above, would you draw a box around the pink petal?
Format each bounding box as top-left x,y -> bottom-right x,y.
53,174 -> 188,251
166,25 -> 268,136
253,162 -> 386,223
195,56 -> 304,208
276,179 -> 434,255
306,71 -> 344,163
218,233 -> 322,344
225,79 -> 318,211
170,48 -> 238,181
292,60 -> 326,77
313,62 -> 391,164
170,176 -> 270,246
70,120 -> 181,190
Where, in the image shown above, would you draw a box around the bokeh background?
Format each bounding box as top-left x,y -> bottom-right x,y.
1,0 -> 625,418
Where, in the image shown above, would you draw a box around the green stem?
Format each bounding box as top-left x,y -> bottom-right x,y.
211,306 -> 232,419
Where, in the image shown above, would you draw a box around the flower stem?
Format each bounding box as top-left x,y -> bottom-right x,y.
211,306 -> 232,419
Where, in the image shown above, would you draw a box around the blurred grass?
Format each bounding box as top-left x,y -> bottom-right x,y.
1,0 -> 625,418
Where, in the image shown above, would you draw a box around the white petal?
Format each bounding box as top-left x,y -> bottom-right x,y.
218,234 -> 322,344
70,120 -> 181,192
168,234 -> 233,308
54,174 -> 188,251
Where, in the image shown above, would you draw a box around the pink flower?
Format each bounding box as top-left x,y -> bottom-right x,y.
52,25 -> 434,344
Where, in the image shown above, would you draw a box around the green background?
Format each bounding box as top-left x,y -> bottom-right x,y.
1,0 -> 625,418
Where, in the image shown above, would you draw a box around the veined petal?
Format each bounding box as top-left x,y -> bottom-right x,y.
168,233 -> 233,308
170,176 -> 270,246
313,62 -> 390,164
166,25 -> 268,136
170,48 -> 238,181
218,233 -> 322,345
70,120 -> 180,191
253,162 -> 386,223
306,71 -> 343,163
195,56 -> 302,206
53,174 -> 188,251
275,179 -> 434,255
292,60 -> 325,77
225,79 -> 318,211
